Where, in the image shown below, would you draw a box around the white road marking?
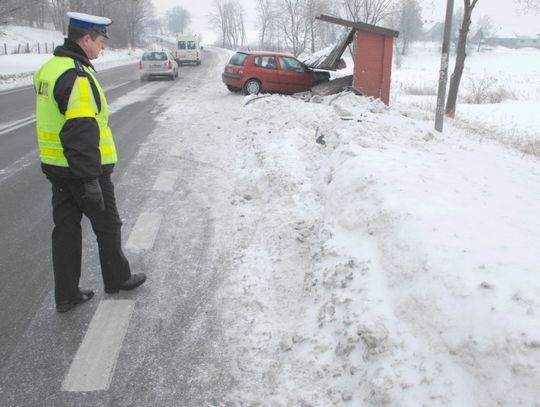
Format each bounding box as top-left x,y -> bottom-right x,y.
62,300 -> 135,392
0,85 -> 34,96
152,170 -> 178,192
0,115 -> 35,136
103,81 -> 131,93
126,212 -> 163,251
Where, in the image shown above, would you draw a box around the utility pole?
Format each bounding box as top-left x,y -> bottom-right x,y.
435,0 -> 454,132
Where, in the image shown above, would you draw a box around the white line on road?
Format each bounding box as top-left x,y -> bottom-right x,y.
0,150 -> 36,184
0,85 -> 34,96
152,170 -> 178,192
103,81 -> 131,93
126,212 -> 163,251
0,115 -> 35,136
62,300 -> 135,392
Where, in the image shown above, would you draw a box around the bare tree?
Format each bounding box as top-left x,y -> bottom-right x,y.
304,0 -> 330,52
168,6 -> 191,34
256,0 -> 277,49
515,0 -> 540,12
472,15 -> 494,51
0,0 -> 22,25
392,0 -> 422,54
49,0 -> 69,33
210,0 -> 227,47
445,0 -> 480,118
113,0 -> 155,47
9,0 -> 45,27
210,0 -> 246,49
225,1 -> 246,49
342,0 -> 395,25
280,0 -> 308,56
318,1 -> 342,45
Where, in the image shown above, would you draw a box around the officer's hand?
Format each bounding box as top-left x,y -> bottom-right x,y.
82,179 -> 105,211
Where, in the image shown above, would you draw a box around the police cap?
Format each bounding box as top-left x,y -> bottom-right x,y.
67,12 -> 112,38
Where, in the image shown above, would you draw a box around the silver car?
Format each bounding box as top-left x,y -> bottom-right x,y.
139,51 -> 179,81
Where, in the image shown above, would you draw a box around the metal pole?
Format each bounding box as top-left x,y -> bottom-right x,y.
435,0 -> 455,132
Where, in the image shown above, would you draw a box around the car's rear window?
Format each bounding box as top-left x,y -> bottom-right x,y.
228,52 -> 249,66
142,52 -> 167,61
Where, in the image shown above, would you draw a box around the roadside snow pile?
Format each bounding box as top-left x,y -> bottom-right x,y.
217,91 -> 540,406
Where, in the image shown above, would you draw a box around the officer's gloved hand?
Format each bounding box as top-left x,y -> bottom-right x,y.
82,178 -> 105,211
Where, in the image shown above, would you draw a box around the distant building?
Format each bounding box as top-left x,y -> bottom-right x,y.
485,28 -> 540,49
423,21 -> 444,42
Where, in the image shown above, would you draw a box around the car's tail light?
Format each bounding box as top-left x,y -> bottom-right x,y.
239,69 -> 244,75
168,61 -> 172,70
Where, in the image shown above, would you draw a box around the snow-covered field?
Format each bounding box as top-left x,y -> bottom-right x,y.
2,24 -> 540,406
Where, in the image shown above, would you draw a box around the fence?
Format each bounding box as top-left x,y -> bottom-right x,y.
0,42 -> 57,56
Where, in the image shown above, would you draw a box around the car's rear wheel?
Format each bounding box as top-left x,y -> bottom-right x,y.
243,79 -> 261,95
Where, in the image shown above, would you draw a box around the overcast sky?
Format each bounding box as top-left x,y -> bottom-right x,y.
151,0 -> 539,43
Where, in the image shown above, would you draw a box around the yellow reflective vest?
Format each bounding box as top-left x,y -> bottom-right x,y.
33,56 -> 117,167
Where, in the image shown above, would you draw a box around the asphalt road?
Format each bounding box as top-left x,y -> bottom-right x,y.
0,63 -> 158,364
0,53 -> 237,406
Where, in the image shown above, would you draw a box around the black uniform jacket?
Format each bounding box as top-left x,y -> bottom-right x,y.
41,39 -> 114,179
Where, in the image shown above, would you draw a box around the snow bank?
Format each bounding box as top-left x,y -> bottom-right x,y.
212,89 -> 540,406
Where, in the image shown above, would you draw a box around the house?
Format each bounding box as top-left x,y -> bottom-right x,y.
485,27 -> 540,49
423,21 -> 444,42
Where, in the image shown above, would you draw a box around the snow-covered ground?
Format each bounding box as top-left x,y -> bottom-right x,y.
0,26 -> 140,89
2,24 -> 540,406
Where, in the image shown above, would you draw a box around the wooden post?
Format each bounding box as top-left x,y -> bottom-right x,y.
435,0 -> 454,132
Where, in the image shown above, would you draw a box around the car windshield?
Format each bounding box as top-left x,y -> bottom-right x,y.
228,52 -> 248,66
142,52 -> 167,61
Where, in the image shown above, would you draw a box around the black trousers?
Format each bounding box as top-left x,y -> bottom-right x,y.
47,174 -> 131,304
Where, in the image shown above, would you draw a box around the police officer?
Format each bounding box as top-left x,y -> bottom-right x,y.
34,12 -> 146,313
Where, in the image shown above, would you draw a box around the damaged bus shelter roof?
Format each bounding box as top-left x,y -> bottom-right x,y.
303,14 -> 399,71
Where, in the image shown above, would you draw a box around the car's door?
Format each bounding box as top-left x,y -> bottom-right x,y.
276,56 -> 312,93
251,55 -> 280,91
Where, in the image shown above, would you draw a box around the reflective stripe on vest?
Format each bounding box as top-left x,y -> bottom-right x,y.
34,56 -> 117,167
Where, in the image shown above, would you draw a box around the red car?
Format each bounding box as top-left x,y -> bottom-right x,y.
222,51 -> 330,95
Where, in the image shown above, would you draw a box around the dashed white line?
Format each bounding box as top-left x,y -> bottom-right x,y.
126,212 -> 163,251
152,170 -> 178,192
62,300 -> 135,392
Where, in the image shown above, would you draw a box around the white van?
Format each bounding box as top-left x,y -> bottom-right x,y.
175,34 -> 202,65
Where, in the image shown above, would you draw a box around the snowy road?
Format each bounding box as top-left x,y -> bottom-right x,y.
0,55 -> 240,405
0,63 -> 166,364
1,45 -> 540,407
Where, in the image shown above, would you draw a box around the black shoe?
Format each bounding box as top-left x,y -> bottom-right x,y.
105,273 -> 147,294
56,289 -> 94,313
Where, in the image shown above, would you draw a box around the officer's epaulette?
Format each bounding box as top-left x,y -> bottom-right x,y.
74,60 -> 88,77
